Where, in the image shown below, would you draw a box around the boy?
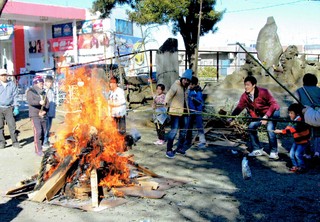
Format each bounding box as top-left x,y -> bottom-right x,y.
274,103 -> 310,173
184,76 -> 206,151
43,76 -> 56,148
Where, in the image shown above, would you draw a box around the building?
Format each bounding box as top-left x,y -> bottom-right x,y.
0,1 -> 144,77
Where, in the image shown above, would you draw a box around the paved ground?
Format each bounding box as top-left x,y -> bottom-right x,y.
1,109 -> 320,222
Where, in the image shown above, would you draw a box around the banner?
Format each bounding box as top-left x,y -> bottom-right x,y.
52,23 -> 73,38
76,19 -> 104,34
48,36 -> 73,52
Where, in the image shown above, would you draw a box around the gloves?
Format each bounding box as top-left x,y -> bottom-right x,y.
39,100 -> 45,106
13,107 -> 19,116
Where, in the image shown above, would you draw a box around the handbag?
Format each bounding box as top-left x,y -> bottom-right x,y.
302,87 -> 320,110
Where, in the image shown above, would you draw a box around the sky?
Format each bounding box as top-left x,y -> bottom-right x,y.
16,0 -> 320,49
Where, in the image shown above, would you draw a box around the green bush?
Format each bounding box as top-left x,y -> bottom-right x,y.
198,66 -> 217,78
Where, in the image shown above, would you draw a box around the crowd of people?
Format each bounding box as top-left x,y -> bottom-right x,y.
157,71 -> 319,175
0,67 -> 319,173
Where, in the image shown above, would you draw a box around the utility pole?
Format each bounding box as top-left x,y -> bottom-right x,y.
194,0 -> 203,77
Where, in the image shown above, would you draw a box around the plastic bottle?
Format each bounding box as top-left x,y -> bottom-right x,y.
242,157 -> 252,180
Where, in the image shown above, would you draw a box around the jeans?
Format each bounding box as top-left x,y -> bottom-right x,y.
289,143 -> 307,168
0,107 -> 18,145
184,112 -> 205,150
44,117 -> 53,144
113,116 -> 126,135
248,110 -> 280,153
166,115 -> 189,152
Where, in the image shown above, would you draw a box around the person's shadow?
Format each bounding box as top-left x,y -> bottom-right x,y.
0,197 -> 24,222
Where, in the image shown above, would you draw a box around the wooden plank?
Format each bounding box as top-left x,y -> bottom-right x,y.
128,161 -> 162,178
90,169 -> 99,208
30,156 -> 75,202
6,181 -> 36,197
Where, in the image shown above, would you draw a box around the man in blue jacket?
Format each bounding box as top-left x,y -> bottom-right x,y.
0,69 -> 22,149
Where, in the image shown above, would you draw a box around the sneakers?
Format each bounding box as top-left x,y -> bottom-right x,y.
174,149 -> 186,155
42,143 -> 50,149
289,166 -> 307,174
269,152 -> 279,160
36,151 -> 44,157
154,140 -> 165,145
197,143 -> 206,149
303,154 -> 312,159
248,149 -> 264,157
289,166 -> 299,172
165,151 -> 175,159
12,142 -> 23,149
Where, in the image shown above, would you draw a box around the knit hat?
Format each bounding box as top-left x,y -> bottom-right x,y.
33,76 -> 44,84
181,69 -> 193,81
0,69 -> 8,75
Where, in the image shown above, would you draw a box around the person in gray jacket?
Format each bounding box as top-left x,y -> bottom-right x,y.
26,76 -> 49,156
0,69 -> 22,149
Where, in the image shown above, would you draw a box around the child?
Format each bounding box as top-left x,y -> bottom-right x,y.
184,76 -> 206,150
43,76 -> 56,148
152,84 -> 167,145
274,103 -> 311,173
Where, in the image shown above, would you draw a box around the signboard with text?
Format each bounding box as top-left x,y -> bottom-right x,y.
48,36 -> 73,52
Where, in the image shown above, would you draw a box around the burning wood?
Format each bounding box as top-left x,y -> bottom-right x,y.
6,67 -> 188,211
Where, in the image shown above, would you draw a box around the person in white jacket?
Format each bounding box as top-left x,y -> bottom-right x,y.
108,77 -> 126,135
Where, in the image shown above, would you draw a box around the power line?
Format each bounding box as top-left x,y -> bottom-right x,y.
226,0 -> 306,13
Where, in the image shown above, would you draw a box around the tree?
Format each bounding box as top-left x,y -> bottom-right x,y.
92,0 -> 225,69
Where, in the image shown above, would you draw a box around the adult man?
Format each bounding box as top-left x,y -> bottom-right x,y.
231,75 -> 280,159
108,77 -> 126,135
295,73 -> 320,157
0,69 -> 22,149
164,69 -> 192,158
26,76 -> 49,156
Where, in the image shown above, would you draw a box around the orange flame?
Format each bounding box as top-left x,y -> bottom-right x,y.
52,65 -> 131,188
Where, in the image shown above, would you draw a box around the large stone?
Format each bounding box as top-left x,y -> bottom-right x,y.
156,38 -> 179,91
256,16 -> 283,75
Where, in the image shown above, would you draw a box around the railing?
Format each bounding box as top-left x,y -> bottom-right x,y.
16,49 -> 320,106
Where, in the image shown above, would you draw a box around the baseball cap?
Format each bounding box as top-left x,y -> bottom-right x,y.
33,76 -> 44,84
0,69 -> 8,75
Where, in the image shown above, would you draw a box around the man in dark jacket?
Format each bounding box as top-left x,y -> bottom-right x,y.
0,69 -> 22,149
231,75 -> 280,160
26,76 -> 49,156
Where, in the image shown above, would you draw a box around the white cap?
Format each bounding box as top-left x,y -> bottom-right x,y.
0,69 -> 8,75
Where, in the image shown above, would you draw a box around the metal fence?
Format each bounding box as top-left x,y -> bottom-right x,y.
17,49 -> 320,106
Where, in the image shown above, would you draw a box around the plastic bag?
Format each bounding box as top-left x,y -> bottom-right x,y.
242,157 -> 252,180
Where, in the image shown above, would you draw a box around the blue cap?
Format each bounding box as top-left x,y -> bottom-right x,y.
181,69 -> 193,81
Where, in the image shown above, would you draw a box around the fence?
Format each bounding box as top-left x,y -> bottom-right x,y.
16,49 -> 320,106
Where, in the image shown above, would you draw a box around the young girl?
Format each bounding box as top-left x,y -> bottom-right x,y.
274,103 -> 311,173
153,84 -> 167,145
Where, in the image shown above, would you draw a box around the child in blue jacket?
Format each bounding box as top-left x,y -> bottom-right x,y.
184,76 -> 206,150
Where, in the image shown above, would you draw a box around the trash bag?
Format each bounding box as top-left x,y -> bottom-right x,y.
242,157 -> 252,180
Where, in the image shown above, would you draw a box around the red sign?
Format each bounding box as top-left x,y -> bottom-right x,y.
48,36 -> 73,52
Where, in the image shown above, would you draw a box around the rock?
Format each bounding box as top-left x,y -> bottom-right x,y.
256,16 -> 283,76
